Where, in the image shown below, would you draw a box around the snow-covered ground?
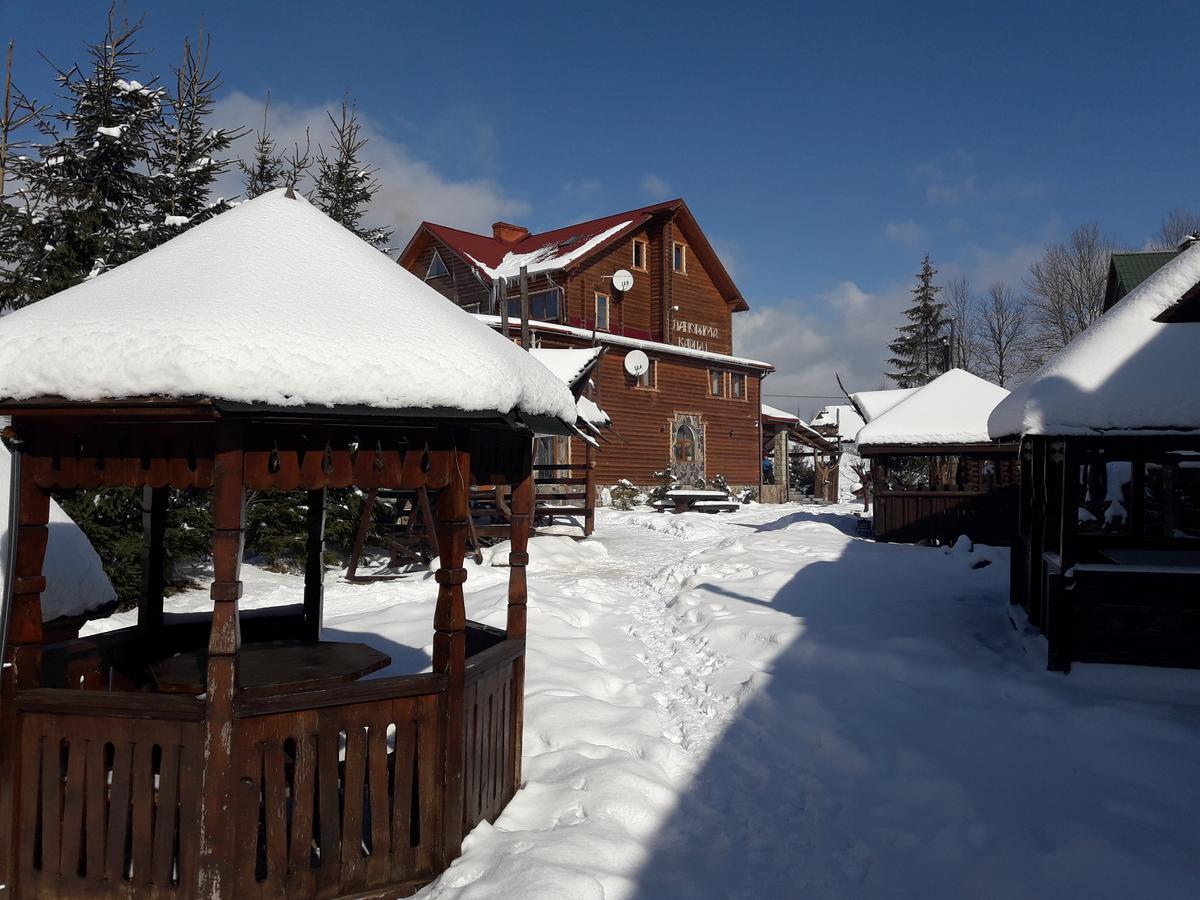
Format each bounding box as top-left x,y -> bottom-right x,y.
86,502 -> 1200,898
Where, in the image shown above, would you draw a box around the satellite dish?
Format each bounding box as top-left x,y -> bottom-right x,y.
624,349 -> 650,377
612,269 -> 634,292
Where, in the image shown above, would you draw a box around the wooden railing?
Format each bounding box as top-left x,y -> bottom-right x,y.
533,462 -> 595,536
462,639 -> 523,832
873,487 -> 1018,546
12,692 -> 205,898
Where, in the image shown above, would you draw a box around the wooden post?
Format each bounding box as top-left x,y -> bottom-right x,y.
506,442 -> 533,789
303,487 -> 326,640
199,426 -> 245,898
345,487 -> 376,581
519,265 -> 531,350
432,442 -> 469,864
584,442 -> 596,537
497,276 -> 508,337
139,485 -> 168,635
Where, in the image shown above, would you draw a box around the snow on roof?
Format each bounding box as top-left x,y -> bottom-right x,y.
849,387 -> 918,423
857,369 -> 1010,449
1,444 -> 116,621
810,404 -> 865,442
465,222 -> 632,280
528,347 -> 603,392
989,242 -> 1200,438
477,315 -> 774,371
577,395 -> 610,428
0,190 -> 578,426
761,403 -> 800,422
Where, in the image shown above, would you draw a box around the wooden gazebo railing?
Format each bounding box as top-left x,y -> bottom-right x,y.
0,404 -> 537,899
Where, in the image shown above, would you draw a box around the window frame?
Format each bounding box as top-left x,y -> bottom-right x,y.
729,371 -> 747,401
672,241 -> 687,274
594,291 -> 610,331
425,248 -> 450,280
634,358 -> 657,391
708,368 -> 726,398
632,237 -> 648,271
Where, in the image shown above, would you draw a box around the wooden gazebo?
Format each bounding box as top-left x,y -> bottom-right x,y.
0,191 -> 582,898
991,245 -> 1200,671
855,369 -> 1018,545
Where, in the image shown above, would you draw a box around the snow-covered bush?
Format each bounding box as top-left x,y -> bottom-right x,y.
609,479 -> 643,510
738,487 -> 758,504
648,463 -> 676,505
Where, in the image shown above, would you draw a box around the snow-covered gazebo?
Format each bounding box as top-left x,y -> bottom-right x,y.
0,190 -> 579,899
856,369 -> 1017,544
989,243 -> 1200,672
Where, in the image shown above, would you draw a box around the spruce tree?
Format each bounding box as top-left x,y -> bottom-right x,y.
147,31 -> 241,240
0,10 -> 162,309
887,255 -> 950,387
237,95 -> 284,198
311,100 -> 390,249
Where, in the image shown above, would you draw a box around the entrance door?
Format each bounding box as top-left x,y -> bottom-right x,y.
670,414 -> 705,485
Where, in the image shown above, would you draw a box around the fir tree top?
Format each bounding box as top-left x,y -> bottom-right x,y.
311,100 -> 390,250
886,254 -> 950,388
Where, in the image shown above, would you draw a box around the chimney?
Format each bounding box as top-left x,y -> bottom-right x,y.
492,221 -> 529,244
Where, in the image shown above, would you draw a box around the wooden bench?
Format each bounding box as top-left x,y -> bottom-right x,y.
662,489 -> 740,514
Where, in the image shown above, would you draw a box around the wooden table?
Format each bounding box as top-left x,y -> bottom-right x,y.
663,489 -> 739,513
148,639 -> 391,695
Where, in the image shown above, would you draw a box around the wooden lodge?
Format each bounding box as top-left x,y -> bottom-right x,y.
399,200 -> 774,496
854,370 -> 1019,545
0,191 -> 583,898
991,245 -> 1200,672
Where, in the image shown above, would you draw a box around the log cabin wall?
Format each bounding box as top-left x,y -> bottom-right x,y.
410,236 -> 492,312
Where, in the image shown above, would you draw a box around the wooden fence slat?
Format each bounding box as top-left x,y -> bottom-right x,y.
366,718 -> 391,886
151,740 -> 181,887
289,730 -> 318,897
40,733 -> 62,879
340,725 -> 367,889
130,738 -> 155,882
58,735 -> 87,881
105,741 -> 133,882
389,701 -> 416,879
316,727 -> 341,892
84,735 -> 107,880
415,696 -> 440,874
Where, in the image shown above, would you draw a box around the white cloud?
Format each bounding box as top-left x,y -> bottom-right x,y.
640,173 -> 672,198
884,220 -> 926,243
215,91 -> 529,246
561,178 -> 602,201
912,151 -> 1048,208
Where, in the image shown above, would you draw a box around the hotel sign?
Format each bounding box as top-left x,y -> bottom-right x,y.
672,319 -> 721,351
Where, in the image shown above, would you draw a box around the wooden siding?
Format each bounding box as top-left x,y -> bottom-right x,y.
564,224 -> 656,338
410,235 -> 492,312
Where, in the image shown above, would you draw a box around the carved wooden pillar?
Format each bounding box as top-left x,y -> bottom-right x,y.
199,426 -> 245,897
432,442 -> 469,864
506,446 -> 534,789
584,442 -> 596,537
139,485 -> 168,635
4,456 -> 50,689
304,487 -> 326,640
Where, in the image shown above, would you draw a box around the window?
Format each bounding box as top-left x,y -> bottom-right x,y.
672,241 -> 687,274
425,249 -> 449,279
506,288 -> 561,322
636,359 -> 656,389
594,291 -> 610,330
708,369 -> 724,397
730,372 -> 746,400
673,423 -> 697,464
632,237 -> 648,271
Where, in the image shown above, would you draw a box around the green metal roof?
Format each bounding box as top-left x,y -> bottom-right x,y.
1104,251 -> 1179,310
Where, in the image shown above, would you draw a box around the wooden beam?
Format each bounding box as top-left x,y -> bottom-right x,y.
304,487 -> 326,640
519,265 -> 531,350
139,486 -> 168,636
506,441 -> 533,795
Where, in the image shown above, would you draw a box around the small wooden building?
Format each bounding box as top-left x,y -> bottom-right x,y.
0,190 -> 581,898
855,369 -> 1018,545
399,201 -> 774,494
759,405 -> 842,503
990,245 -> 1200,672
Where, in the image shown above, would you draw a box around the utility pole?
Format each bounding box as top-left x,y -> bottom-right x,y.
519,264 -> 531,350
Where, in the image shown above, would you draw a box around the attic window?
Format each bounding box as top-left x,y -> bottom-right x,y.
672,241 -> 687,274
425,249 -> 449,280
632,238 -> 648,271
1155,282 -> 1200,323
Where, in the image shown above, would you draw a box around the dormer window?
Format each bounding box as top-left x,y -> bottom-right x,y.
426,249 -> 449,280
632,237 -> 648,271
672,241 -> 687,274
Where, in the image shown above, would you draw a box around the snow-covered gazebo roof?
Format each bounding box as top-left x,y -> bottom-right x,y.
528,347 -> 603,395
857,369 -> 1010,451
761,403 -> 800,423
0,190 -> 577,429
810,404 -> 866,442
848,387 -> 918,423
989,242 -> 1200,439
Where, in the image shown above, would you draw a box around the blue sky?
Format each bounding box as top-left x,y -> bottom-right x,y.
6,1 -> 1199,415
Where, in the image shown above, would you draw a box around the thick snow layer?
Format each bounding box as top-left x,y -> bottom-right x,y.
850,386 -> 918,423
84,504 -> 1200,898
576,395 -> 610,427
857,369 -> 1010,448
528,347 -> 602,392
465,222 -> 632,280
761,402 -> 799,422
990,242 -> 1200,437
0,445 -> 116,621
811,403 -> 866,441
0,190 -> 578,426
476,316 -> 774,371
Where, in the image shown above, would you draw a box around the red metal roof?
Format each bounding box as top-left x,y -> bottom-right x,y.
420,200 -> 680,271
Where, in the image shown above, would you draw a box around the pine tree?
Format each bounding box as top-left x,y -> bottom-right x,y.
887,255 -> 950,387
0,10 -> 163,309
237,95 -> 284,198
146,30 -> 241,240
311,100 -> 390,249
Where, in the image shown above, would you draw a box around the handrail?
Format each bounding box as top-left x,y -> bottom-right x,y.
464,638 -> 524,679
15,687 -> 205,721
234,671 -> 447,718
